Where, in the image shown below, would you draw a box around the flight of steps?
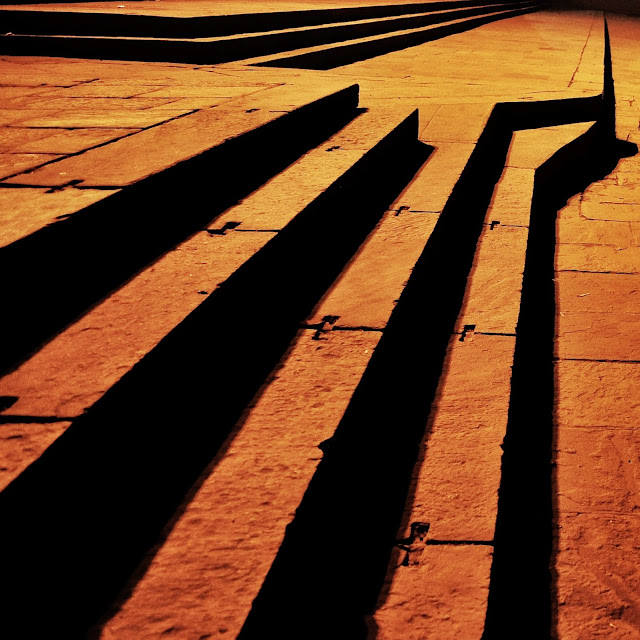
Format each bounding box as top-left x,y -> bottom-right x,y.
0,14 -> 631,640
0,0 -> 545,66
0,56 -> 621,639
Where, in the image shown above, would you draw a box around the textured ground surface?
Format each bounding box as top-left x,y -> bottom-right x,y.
1,3 -> 640,639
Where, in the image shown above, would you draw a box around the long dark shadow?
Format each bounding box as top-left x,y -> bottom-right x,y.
0,2 -> 534,64
236,94 -> 613,640
482,133 -> 637,640
0,0 -> 524,37
0,121 -> 431,638
0,88 -> 358,376
256,3 -> 542,70
482,21 -> 638,640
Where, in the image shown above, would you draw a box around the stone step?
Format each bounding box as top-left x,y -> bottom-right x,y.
89,126 -> 475,640
0,0 -> 529,39
373,121 -> 599,640
552,16 -> 640,639
225,92 -> 604,638
250,2 -> 545,69
0,1 -> 538,64
0,105 -> 428,637
0,82 -> 359,374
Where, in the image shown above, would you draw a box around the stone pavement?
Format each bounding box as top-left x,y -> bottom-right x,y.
0,3 -> 639,639
554,14 -> 640,639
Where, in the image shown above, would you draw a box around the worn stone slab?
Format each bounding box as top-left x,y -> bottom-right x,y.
0,86 -> 61,99
0,109 -> 60,126
556,426 -> 640,515
555,272 -> 640,315
211,107 -> 416,232
48,81 -> 170,99
308,210 -> 438,329
374,545 -> 493,640
2,96 -> 179,111
318,106 -> 417,150
454,225 -> 529,335
0,230 -> 274,419
555,244 -> 640,273
139,84 -> 279,99
0,422 -> 72,492
0,128 -> 137,155
210,148 -> 363,231
581,200 -> 640,222
0,186 -> 117,248
505,122 -> 594,169
484,167 -> 534,227
557,213 -> 635,247
0,153 -> 59,180
556,312 -> 640,361
555,360 -> 640,428
4,107 -> 277,187
584,181 -> 640,205
390,142 -> 475,213
13,109 -> 190,129
401,334 -> 515,542
556,512 -> 640,640
100,329 -> 380,640
141,98 -> 224,112
0,127 -> 57,152
420,102 -> 492,143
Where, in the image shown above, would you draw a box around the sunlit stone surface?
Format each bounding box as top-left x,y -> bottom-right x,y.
0,1 -> 639,638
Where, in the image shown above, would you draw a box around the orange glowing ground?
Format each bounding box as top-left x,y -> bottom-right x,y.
0,2 -> 639,638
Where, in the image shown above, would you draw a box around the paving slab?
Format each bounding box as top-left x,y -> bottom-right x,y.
211,107 -> 416,231
556,512 -> 640,640
0,422 -> 72,492
374,545 -> 493,640
556,426 -> 640,515
556,271 -> 640,315
0,127 -> 138,154
0,186 -> 117,248
210,147 -> 363,230
0,108 -> 60,126
584,183 -> 640,206
98,329 -> 381,640
0,152 -> 60,179
505,122 -> 594,169
553,21 -> 640,628
555,360 -> 640,428
1,96 -> 179,111
484,166 -> 535,227
139,85 -> 280,99
398,333 -> 515,542
12,109 -> 194,129
46,81 -> 179,98
581,199 -> 640,222
308,209 -> 438,328
0,127 -> 59,151
556,312 -> 640,361
454,224 -> 529,334
390,141 -> 475,213
419,102 -> 493,143
556,211 -> 635,247
555,243 -> 640,273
